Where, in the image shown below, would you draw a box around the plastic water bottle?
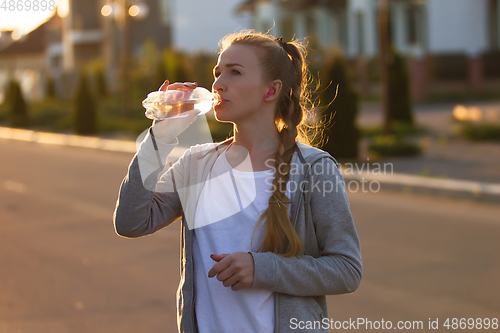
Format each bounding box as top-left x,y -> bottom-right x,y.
142,87 -> 220,120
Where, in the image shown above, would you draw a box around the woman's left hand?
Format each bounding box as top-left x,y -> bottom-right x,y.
208,252 -> 254,291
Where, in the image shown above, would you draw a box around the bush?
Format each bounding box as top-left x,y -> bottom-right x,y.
458,122 -> 500,141
319,55 -> 359,159
46,75 -> 56,99
361,121 -> 427,137
73,71 -> 98,135
388,46 -> 413,125
28,99 -> 71,130
368,135 -> 422,157
1,89 -> 153,137
99,115 -> 151,136
6,79 -> 29,128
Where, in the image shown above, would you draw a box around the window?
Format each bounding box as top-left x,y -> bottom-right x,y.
339,10 -> 348,50
406,3 -> 420,45
52,55 -> 62,68
356,11 -> 365,55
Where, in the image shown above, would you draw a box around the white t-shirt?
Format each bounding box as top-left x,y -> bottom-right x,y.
192,148 -> 291,333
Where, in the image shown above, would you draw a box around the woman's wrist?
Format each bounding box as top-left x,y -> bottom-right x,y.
150,124 -> 175,144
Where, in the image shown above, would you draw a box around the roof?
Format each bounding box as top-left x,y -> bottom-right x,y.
0,13 -> 60,56
0,27 -> 46,56
0,30 -> 14,51
236,0 -> 346,13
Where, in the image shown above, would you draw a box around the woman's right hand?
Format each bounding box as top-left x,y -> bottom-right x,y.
151,80 -> 201,143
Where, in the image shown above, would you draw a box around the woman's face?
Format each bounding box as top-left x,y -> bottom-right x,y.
212,44 -> 270,123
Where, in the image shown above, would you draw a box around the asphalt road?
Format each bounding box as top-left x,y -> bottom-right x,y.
1,139 -> 499,333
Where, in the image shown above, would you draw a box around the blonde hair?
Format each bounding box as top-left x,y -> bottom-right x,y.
219,30 -> 328,257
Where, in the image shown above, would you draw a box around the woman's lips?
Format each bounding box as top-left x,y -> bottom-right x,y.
214,99 -> 227,109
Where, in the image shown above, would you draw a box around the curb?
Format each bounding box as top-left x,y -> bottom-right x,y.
343,172 -> 500,203
0,126 -> 185,159
2,126 -> 499,203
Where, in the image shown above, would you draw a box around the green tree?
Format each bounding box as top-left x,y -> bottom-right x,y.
151,59 -> 168,91
137,40 -> 161,76
95,66 -> 108,98
134,40 -> 162,93
388,46 -> 413,125
191,51 -> 217,89
73,71 -> 97,135
306,35 -> 325,86
84,59 -> 108,98
163,48 -> 192,83
7,79 -> 29,128
319,55 -> 359,159
45,75 -> 56,99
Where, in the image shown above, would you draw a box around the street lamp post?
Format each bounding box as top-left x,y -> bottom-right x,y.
379,0 -> 391,136
102,0 -> 148,118
118,0 -> 131,118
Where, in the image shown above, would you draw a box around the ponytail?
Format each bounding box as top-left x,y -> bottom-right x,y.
219,31 -> 327,257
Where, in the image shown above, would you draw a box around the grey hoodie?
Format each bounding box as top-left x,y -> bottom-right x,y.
114,130 -> 362,333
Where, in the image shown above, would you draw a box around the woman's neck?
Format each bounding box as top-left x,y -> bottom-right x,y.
231,122 -> 280,156
226,122 -> 280,172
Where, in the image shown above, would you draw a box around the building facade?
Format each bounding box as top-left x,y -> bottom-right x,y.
0,0 -> 253,100
0,0 -> 172,99
238,0 -> 500,98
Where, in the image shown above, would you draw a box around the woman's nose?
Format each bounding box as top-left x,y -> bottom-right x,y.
212,77 -> 225,92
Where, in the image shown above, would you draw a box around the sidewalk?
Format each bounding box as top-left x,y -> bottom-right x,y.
0,126 -> 187,158
1,101 -> 500,204
350,101 -> 500,202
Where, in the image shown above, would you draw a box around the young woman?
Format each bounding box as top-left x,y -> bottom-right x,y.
114,31 -> 362,333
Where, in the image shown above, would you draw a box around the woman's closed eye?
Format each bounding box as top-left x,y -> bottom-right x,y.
214,70 -> 241,78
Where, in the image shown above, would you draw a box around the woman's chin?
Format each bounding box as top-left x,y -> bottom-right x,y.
214,107 -> 233,123
214,114 -> 233,123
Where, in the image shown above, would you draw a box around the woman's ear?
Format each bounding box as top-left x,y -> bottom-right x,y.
264,80 -> 282,101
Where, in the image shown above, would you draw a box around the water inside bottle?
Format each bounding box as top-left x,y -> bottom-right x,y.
142,87 -> 220,120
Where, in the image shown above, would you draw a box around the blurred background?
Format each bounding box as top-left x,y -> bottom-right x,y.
0,0 -> 499,332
